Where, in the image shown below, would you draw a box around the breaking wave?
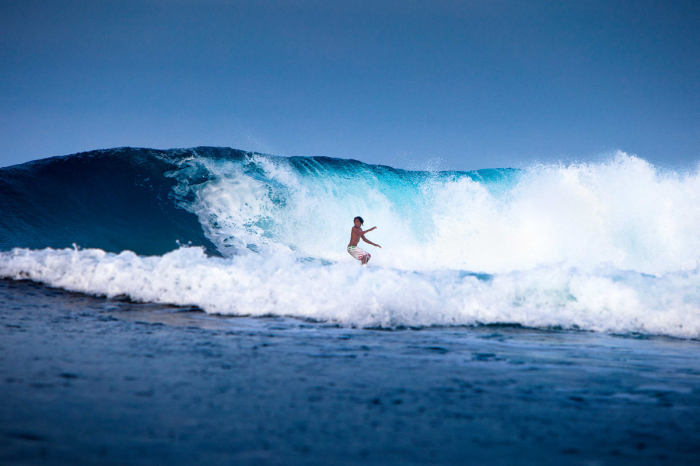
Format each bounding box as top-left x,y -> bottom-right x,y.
2,147 -> 700,337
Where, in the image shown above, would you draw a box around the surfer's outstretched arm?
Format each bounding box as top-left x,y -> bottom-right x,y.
362,227 -> 377,235
362,234 -> 381,248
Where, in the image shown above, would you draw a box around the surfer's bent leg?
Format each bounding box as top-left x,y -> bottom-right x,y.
347,246 -> 371,264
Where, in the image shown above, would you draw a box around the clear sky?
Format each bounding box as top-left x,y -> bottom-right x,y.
1,0 -> 699,170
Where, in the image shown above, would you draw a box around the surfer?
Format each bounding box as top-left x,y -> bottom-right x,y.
348,216 -> 381,265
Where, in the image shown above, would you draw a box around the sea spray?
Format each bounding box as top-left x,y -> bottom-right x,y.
167,149 -> 700,274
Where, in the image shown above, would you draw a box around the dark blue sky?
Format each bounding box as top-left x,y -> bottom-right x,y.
1,0 -> 699,170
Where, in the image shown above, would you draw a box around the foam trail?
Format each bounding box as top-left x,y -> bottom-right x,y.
2,246 -> 699,338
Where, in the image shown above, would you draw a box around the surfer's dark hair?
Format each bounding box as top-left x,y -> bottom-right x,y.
354,216 -> 364,225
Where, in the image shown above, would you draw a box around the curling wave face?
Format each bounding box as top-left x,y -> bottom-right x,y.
1,147 -> 700,336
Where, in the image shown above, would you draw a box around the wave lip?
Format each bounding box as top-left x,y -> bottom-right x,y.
2,246 -> 699,339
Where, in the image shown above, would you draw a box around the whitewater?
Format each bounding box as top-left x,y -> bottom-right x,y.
2,147 -> 700,337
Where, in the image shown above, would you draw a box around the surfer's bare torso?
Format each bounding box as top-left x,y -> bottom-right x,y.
349,226 -> 380,248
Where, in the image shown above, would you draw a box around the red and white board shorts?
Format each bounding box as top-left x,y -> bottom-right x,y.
347,245 -> 370,262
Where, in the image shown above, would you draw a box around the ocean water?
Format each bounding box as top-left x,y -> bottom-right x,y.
2,147 -> 700,338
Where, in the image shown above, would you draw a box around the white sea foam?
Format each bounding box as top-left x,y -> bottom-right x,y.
2,246 -> 699,338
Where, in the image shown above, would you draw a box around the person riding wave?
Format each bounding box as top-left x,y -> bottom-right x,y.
347,216 -> 380,265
